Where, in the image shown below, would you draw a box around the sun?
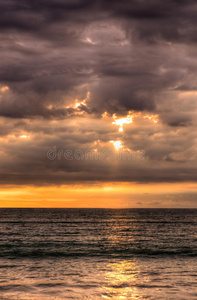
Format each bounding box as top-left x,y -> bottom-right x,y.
110,140 -> 123,151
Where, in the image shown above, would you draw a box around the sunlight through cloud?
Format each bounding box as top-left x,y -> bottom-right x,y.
112,113 -> 133,132
110,140 -> 124,151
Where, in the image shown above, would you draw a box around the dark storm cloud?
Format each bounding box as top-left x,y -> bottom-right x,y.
1,0 -> 197,41
0,0 -> 197,118
0,0 -> 197,186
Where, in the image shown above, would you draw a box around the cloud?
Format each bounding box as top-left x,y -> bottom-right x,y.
0,0 -> 196,186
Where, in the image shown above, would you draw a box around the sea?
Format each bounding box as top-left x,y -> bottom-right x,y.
0,208 -> 196,299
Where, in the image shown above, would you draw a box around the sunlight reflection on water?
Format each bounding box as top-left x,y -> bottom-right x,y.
0,208 -> 196,299
102,259 -> 147,299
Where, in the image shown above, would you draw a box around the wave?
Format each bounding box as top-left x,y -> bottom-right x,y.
0,247 -> 196,258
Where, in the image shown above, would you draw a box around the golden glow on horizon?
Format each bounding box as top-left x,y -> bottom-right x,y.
0,182 -> 196,208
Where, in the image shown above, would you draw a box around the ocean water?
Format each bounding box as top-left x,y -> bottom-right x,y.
0,209 -> 196,300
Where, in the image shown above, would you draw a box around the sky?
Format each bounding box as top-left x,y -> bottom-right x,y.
0,0 -> 197,207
